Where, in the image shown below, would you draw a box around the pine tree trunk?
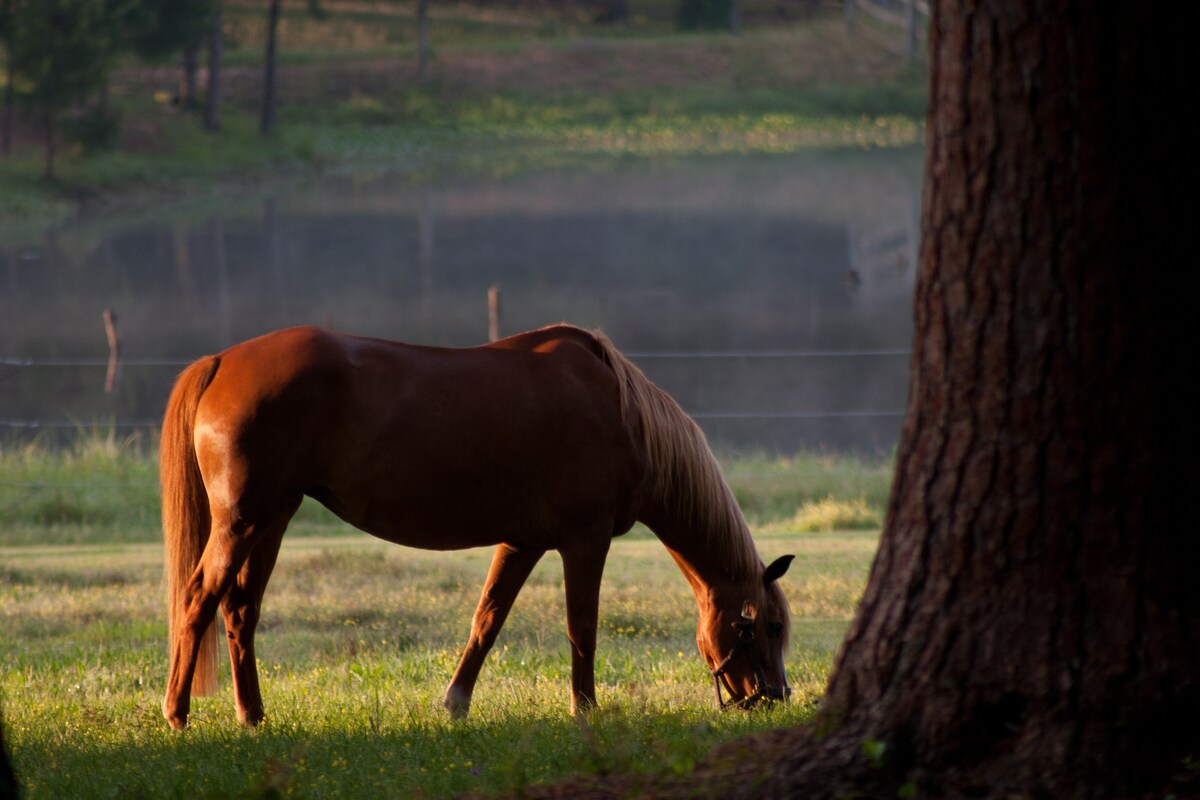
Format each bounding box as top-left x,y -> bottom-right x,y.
1,64 -> 12,157
181,45 -> 198,112
204,2 -> 223,133
42,110 -> 54,180
260,0 -> 281,136
1,2 -> 13,157
754,1 -> 1198,797
416,0 -> 430,86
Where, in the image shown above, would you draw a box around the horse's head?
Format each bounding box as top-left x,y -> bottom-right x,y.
698,554 -> 794,710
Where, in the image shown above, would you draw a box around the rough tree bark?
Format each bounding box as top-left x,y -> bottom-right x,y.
741,1 -> 1198,797
0,713 -> 14,800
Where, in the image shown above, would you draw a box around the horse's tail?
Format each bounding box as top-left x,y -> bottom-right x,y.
161,355 -> 221,696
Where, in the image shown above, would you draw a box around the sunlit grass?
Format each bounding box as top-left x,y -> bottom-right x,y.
1,528 -> 876,798
0,437 -> 885,797
0,440 -> 892,546
771,496 -> 884,532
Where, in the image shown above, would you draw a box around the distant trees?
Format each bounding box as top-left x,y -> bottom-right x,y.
1,0 -> 14,156
5,0 -> 109,177
677,0 -> 738,31
0,0 -> 214,173
126,0 -> 212,115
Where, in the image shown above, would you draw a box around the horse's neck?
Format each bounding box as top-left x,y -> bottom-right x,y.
649,512 -> 758,605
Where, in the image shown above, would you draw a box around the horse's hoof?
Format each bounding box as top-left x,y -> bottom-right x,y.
443,686 -> 471,719
164,713 -> 188,731
238,710 -> 265,728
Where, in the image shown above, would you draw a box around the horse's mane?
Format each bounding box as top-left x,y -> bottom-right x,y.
588,329 -> 761,581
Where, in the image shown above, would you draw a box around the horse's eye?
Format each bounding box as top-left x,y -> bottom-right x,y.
767,621 -> 784,637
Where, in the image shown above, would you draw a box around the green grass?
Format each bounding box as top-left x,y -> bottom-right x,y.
0,440 -> 885,798
0,436 -> 892,545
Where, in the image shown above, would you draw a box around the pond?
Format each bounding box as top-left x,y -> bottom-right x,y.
1,148 -> 922,454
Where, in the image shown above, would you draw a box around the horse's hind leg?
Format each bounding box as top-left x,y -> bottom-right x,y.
220,500 -> 298,727
162,520 -> 262,730
444,543 -> 544,718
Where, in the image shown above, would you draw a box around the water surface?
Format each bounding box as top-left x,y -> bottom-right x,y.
1,149 -> 921,453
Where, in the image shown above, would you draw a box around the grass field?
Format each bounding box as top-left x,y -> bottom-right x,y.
0,441 -> 888,798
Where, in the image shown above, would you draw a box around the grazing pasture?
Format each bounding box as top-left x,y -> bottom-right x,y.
0,443 -> 886,798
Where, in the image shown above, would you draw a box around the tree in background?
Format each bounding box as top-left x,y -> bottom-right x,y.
1,0 -> 13,156
7,0 -> 109,177
203,0 -> 222,132
677,0 -> 736,32
591,0 -> 628,26
416,0 -> 430,85
260,0 -> 281,136
1,0 -> 211,163
125,0 -> 211,112
737,1 -> 1196,797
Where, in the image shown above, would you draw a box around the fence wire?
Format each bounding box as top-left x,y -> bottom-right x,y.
0,348 -> 912,429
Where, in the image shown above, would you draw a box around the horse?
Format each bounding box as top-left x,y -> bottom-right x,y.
160,324 -> 793,729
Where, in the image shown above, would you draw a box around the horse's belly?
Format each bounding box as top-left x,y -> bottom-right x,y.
311,466 -> 630,552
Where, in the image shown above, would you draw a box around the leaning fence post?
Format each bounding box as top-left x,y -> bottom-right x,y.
488,285 -> 501,342
103,308 -> 121,394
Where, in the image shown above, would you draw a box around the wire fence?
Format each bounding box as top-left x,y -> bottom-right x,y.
0,348 -> 913,430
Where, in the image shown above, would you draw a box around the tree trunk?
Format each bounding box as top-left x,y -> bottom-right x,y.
1,0 -> 13,158
204,2 -> 222,133
416,0 -> 430,86
750,1 -> 1199,797
41,109 -> 54,180
260,0 -> 281,136
181,45 -> 198,112
1,60 -> 12,157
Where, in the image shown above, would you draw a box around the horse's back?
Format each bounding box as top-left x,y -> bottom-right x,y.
333,326 -> 646,546
191,326 -> 647,548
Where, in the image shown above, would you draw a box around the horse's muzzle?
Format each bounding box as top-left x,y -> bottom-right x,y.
709,614 -> 790,711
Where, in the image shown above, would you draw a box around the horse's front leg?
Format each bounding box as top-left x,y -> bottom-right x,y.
560,535 -> 613,715
444,543 -> 545,718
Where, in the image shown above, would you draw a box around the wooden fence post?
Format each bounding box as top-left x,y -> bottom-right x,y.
488,285 -> 501,342
103,308 -> 121,394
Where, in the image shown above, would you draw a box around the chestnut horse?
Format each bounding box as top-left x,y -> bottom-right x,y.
161,324 -> 793,729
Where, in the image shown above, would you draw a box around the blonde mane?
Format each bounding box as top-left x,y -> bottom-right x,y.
589,330 -> 761,581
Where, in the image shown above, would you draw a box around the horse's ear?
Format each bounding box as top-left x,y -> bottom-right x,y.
762,555 -> 795,587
